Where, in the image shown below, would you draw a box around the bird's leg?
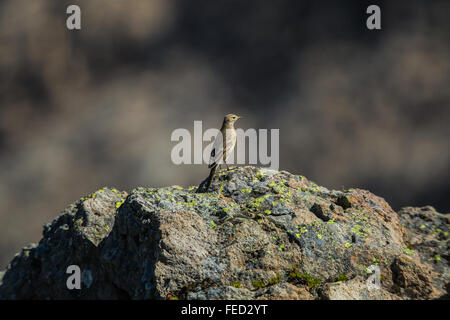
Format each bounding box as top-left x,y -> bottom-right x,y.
226,164 -> 230,171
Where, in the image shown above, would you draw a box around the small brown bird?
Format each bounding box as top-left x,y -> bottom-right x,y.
198,114 -> 241,192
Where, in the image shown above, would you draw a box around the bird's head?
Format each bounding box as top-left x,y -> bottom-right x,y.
224,114 -> 241,124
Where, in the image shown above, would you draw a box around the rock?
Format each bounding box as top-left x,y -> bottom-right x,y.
390,255 -> 435,299
256,282 -> 314,300
336,195 -> 353,210
0,167 -> 448,300
321,276 -> 400,300
0,188 -> 128,299
396,206 -> 449,298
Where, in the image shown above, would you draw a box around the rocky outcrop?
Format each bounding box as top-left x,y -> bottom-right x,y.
0,167 -> 448,300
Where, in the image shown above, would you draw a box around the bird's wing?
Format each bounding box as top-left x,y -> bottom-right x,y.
208,132 -> 223,168
223,131 -> 237,163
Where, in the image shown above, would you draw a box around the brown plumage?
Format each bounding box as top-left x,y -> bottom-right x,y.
198,114 -> 241,192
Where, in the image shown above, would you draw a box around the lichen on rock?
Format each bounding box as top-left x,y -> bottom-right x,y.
0,166 -> 448,300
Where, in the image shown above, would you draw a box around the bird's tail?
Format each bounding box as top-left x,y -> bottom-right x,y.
197,164 -> 217,193
205,164 -> 217,190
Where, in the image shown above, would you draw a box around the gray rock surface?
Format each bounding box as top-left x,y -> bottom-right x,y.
0,166 -> 448,299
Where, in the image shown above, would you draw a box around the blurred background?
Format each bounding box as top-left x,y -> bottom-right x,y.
1,0 -> 449,269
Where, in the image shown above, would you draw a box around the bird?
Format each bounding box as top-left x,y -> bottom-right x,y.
198,114 -> 241,192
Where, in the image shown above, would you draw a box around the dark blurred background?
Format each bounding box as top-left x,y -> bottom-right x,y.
1,0 -> 449,269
